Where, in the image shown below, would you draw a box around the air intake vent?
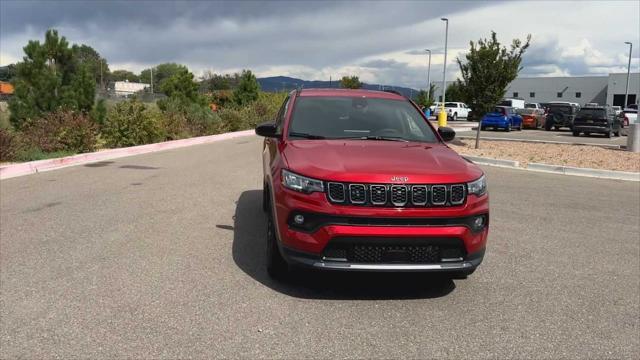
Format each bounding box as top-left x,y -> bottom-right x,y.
370,185 -> 387,205
431,185 -> 447,205
450,185 -> 466,205
328,183 -> 345,202
390,185 -> 408,206
411,185 -> 427,205
349,184 -> 366,204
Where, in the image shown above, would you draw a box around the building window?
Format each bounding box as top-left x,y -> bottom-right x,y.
513,92 -> 519,98
530,92 -> 535,98
557,92 -> 563,98
576,92 -> 581,98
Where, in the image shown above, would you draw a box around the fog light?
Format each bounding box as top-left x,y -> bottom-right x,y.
294,214 -> 305,225
471,216 -> 485,231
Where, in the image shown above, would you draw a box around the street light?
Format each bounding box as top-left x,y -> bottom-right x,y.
438,17 -> 449,127
425,49 -> 432,103
624,41 -> 633,109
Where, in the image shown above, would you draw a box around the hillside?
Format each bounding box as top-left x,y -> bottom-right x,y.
257,76 -> 420,98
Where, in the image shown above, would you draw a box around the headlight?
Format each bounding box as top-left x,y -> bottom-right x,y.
282,169 -> 324,194
467,175 -> 487,196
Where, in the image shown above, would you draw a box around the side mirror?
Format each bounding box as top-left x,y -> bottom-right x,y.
438,127 -> 456,142
255,121 -> 280,138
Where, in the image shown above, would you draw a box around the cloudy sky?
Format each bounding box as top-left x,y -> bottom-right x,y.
1,0 -> 638,89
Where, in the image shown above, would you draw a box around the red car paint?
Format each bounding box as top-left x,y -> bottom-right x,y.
257,89 -> 489,276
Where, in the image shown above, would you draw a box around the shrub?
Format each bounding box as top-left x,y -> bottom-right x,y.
90,98 -> 108,125
0,128 -> 23,162
22,110 -> 97,153
160,97 -> 221,139
101,99 -> 163,147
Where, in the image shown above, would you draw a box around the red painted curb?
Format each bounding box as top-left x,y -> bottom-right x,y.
0,129 -> 255,180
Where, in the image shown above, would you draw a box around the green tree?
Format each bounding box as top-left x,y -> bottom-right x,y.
414,83 -> 437,108
456,31 -> 531,117
199,71 -> 241,92
72,44 -> 108,88
445,81 -> 465,102
159,68 -> 204,105
109,69 -> 139,82
140,63 -> 188,91
233,70 -> 260,106
340,75 -> 362,89
8,29 -> 96,128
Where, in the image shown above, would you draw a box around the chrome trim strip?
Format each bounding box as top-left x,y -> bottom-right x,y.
348,184 -> 367,204
450,184 -> 466,205
431,185 -> 447,205
410,185 -> 428,206
441,257 -> 464,262
313,261 -> 474,271
390,185 -> 408,206
327,182 -> 345,202
369,184 -> 387,205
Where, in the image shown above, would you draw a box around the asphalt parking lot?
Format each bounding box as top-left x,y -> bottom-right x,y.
1,136 -> 639,358
450,122 -> 628,147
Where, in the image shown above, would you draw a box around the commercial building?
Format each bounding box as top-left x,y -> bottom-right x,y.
505,73 -> 639,107
114,81 -> 150,96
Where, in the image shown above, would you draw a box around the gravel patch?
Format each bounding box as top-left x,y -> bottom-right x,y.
449,139 -> 640,172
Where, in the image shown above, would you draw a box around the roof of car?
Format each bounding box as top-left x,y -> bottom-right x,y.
297,88 -> 405,100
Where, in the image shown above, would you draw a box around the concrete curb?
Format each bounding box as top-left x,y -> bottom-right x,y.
457,135 -> 623,150
463,155 -> 639,182
462,155 -> 520,168
526,163 -> 640,181
0,129 -> 255,180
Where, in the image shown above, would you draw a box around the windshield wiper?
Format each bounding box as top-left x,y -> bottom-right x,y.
289,132 -> 326,139
340,135 -> 409,142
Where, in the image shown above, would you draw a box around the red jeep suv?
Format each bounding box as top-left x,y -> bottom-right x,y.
256,89 -> 488,278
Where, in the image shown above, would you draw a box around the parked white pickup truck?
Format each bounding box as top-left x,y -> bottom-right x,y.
433,102 -> 471,120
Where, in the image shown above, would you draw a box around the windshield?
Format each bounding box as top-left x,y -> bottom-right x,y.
577,109 -> 606,118
491,107 -> 506,115
288,97 -> 438,143
525,103 -> 537,108
518,108 -> 537,115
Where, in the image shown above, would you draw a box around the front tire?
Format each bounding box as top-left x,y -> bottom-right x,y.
605,130 -> 612,138
452,113 -> 458,121
572,131 -> 580,137
266,211 -> 289,278
506,123 -> 512,132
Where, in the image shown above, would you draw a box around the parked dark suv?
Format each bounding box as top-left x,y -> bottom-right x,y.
255,89 -> 489,279
545,102 -> 579,131
573,106 -> 621,137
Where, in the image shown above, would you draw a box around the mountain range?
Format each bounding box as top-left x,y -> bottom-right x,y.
257,76 -> 420,98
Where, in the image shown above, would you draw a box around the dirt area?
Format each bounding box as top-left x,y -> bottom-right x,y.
449,139 -> 640,172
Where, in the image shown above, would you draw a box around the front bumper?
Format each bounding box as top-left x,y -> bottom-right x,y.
282,246 -> 484,272
272,183 -> 489,272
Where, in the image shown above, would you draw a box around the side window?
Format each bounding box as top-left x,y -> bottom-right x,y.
275,96 -> 290,134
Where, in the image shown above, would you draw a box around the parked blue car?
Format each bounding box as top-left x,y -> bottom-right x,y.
480,106 -> 523,131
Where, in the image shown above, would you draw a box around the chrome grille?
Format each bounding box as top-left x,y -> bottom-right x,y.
450,184 -> 466,205
370,185 -> 387,205
326,182 -> 466,207
390,185 -> 408,206
431,185 -> 447,205
411,185 -> 427,205
349,184 -> 366,204
328,183 -> 345,202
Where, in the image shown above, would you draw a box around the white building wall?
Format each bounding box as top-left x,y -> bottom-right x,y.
606,73 -> 640,107
505,76 -> 608,105
114,81 -> 150,95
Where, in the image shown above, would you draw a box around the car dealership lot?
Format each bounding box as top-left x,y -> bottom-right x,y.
1,136 -> 638,358
455,125 -> 628,147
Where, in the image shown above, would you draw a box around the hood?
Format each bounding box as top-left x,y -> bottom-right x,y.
282,140 -> 483,184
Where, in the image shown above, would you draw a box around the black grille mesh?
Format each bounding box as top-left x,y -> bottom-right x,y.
349,184 -> 366,203
450,185 -> 465,204
328,183 -> 345,202
352,245 -> 440,263
390,185 -> 408,205
370,185 -> 386,204
432,186 -> 446,204
411,186 -> 427,204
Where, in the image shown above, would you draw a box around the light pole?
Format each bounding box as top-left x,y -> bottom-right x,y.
624,41 -> 633,108
438,18 -> 449,127
425,49 -> 432,105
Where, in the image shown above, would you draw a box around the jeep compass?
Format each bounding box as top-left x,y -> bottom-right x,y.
255,89 -> 489,278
